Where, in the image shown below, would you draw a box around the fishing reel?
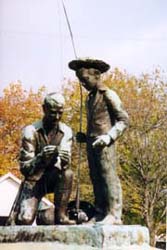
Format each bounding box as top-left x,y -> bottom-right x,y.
67,200 -> 95,224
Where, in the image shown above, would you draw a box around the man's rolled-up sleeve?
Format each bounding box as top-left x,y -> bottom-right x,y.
19,125 -> 44,177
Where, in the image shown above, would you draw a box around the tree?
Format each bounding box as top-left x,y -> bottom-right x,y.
104,69 -> 167,246
62,68 -> 167,246
0,69 -> 166,245
0,81 -> 45,177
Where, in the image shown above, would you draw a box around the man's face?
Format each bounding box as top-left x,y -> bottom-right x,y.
43,104 -> 64,126
76,68 -> 100,91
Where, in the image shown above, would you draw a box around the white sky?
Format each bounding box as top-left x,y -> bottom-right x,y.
0,0 -> 167,94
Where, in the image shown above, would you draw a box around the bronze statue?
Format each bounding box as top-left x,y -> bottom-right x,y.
69,59 -> 129,224
7,93 -> 75,225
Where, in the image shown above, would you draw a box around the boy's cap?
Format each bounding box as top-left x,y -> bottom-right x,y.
68,58 -> 110,73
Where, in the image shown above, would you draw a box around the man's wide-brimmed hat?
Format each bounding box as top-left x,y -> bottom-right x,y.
68,59 -> 110,73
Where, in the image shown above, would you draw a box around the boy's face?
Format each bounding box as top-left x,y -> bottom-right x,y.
76,68 -> 100,91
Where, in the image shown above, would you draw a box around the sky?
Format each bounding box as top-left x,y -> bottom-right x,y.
0,0 -> 167,94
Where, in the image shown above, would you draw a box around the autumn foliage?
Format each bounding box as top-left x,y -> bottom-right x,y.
0,82 -> 45,177
0,69 -> 166,245
62,68 -> 167,245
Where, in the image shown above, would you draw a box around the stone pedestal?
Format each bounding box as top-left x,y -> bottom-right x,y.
0,224 -> 157,249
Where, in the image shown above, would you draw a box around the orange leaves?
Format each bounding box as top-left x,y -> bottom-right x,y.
0,81 -> 45,177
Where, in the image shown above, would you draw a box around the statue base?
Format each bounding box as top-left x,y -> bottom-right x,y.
0,224 -> 159,249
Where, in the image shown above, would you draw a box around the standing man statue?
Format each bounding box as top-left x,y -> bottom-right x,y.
69,59 -> 129,224
7,92 -> 75,225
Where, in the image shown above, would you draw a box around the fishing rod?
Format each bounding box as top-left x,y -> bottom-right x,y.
61,0 -> 92,224
61,0 -> 78,59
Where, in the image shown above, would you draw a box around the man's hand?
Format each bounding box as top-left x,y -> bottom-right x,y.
41,145 -> 58,163
59,150 -> 69,163
57,150 -> 70,170
92,135 -> 112,148
76,132 -> 87,143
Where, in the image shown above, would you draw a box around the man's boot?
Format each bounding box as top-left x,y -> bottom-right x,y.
54,169 -> 76,225
55,204 -> 75,225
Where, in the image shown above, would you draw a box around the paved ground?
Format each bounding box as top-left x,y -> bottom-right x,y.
0,242 -> 161,250
0,243 -> 97,250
